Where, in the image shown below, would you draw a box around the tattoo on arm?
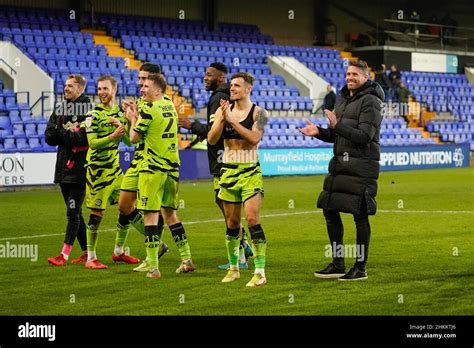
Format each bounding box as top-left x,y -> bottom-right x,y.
254,108 -> 268,132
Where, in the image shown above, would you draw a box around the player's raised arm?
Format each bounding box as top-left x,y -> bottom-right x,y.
207,102 -> 226,145
125,102 -> 142,144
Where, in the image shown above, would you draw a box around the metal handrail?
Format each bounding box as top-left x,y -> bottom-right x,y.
384,18 -> 474,32
15,91 -> 30,105
43,91 -> 58,117
0,58 -> 17,75
270,56 -> 313,86
381,18 -> 473,52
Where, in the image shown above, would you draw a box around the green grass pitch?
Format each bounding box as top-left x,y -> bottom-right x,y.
0,167 -> 472,315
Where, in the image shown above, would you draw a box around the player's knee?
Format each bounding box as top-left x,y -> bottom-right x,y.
90,209 -> 104,218
249,224 -> 266,242
225,217 -> 240,229
162,209 -> 179,226
246,215 -> 259,227
118,201 -> 134,215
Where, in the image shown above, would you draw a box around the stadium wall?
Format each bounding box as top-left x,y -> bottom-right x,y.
87,0 -> 204,20
217,0 -> 315,46
0,41 -> 54,115
352,47 -> 474,73
1,144 -> 470,187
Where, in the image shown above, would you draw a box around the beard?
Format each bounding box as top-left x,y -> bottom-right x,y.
205,79 -> 219,91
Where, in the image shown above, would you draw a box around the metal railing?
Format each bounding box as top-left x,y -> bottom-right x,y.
380,18 -> 474,52
270,56 -> 313,86
0,58 -> 17,76
15,91 -> 29,105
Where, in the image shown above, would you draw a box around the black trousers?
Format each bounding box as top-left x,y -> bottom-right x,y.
59,183 -> 87,251
323,199 -> 371,270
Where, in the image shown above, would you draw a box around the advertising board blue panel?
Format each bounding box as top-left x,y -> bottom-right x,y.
119,144 -> 470,180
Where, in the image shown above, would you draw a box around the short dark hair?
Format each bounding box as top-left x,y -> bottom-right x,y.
139,63 -> 161,74
97,75 -> 117,89
348,60 -> 369,77
209,62 -> 228,74
67,74 -> 86,87
147,73 -> 167,92
231,72 -> 255,86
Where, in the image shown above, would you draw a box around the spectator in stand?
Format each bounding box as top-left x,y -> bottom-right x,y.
409,10 -> 421,35
323,84 -> 337,112
389,64 -> 402,99
374,65 -> 391,101
397,82 -> 412,103
428,15 -> 441,38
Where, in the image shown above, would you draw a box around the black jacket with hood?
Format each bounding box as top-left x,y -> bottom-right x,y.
315,80 -> 384,215
44,94 -> 91,184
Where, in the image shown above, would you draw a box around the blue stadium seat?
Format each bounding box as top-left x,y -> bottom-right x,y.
13,123 -> 26,138
16,137 -> 31,152
0,116 -> 11,129
28,137 -> 43,152
25,123 -> 37,137
3,138 -> 16,152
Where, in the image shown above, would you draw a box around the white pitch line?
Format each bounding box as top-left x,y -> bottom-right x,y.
378,209 -> 474,214
0,209 -> 472,241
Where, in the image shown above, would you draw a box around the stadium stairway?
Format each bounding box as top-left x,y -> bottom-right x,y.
81,29 -> 141,70
402,71 -> 474,149
81,28 -> 195,118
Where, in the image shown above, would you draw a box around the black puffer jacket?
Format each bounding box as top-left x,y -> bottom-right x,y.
44,94 -> 91,184
316,80 -> 384,215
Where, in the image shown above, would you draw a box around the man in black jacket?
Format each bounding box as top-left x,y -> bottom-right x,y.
178,62 -> 252,269
299,60 -> 383,281
323,84 -> 336,112
374,65 -> 391,101
45,74 -> 92,266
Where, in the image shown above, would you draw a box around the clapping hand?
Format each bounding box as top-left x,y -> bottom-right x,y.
324,109 -> 337,129
298,119 -> 319,136
109,117 -> 122,128
124,100 -> 139,122
220,99 -> 233,123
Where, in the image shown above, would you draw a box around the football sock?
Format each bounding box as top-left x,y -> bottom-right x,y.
226,227 -> 240,268
86,214 -> 102,261
115,215 -> 129,256
239,243 -> 246,263
130,209 -> 145,235
249,224 -> 266,270
144,225 -> 160,269
115,210 -> 143,255
169,222 -> 191,261
241,227 -> 248,242
61,243 -> 72,260
157,215 -> 164,240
